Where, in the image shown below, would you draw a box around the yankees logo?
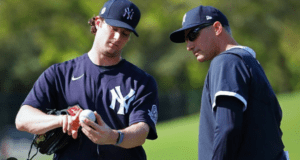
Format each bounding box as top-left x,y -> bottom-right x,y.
123,7 -> 134,20
109,86 -> 135,115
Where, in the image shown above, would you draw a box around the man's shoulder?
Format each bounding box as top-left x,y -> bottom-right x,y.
57,53 -> 87,67
214,46 -> 256,63
209,50 -> 251,78
49,54 -> 87,72
123,60 -> 154,79
211,52 -> 243,69
121,60 -> 158,88
41,54 -> 87,81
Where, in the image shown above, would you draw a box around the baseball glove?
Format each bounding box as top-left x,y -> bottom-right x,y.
27,105 -> 82,160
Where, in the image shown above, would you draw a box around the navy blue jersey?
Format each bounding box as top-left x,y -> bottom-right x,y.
198,46 -> 284,160
22,53 -> 159,160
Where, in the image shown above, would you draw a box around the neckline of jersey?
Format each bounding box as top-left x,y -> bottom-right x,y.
85,53 -> 126,71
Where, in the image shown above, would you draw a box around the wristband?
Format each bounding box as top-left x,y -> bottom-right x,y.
116,130 -> 124,145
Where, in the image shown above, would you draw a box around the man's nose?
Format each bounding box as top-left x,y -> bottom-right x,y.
113,31 -> 121,40
186,41 -> 194,51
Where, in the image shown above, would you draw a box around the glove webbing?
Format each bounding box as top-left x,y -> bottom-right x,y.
27,140 -> 38,160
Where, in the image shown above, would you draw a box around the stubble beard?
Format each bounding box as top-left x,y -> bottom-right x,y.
103,49 -> 122,58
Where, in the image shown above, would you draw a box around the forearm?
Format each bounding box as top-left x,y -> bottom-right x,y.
81,112 -> 150,149
115,122 -> 150,149
15,105 -> 62,134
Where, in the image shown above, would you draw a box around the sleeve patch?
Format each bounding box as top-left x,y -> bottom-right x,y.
148,105 -> 158,125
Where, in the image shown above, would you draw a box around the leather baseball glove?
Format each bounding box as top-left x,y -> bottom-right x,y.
27,105 -> 82,160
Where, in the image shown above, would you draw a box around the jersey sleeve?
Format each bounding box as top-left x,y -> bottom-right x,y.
22,65 -> 57,112
129,76 -> 159,140
212,96 -> 243,160
209,53 -> 251,112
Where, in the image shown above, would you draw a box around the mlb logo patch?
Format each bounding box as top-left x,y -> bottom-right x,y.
206,15 -> 212,20
148,105 -> 158,125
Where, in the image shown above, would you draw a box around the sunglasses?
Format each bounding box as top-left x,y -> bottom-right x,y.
186,23 -> 213,42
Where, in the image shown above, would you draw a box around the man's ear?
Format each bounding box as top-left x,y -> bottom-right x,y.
95,16 -> 103,30
213,21 -> 223,36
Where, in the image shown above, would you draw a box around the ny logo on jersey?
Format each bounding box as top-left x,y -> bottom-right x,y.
123,7 -> 134,20
110,86 -> 135,115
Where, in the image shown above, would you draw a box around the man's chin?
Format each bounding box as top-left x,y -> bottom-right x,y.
104,50 -> 121,58
196,55 -> 206,62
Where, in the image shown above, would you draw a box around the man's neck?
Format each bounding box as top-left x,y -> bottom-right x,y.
217,32 -> 239,54
223,38 -> 239,53
225,44 -> 239,51
88,50 -> 122,66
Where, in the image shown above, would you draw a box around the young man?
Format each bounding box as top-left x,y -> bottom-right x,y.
15,0 -> 159,159
170,5 -> 288,160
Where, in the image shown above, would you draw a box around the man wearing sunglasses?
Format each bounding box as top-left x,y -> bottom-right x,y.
170,5 -> 288,160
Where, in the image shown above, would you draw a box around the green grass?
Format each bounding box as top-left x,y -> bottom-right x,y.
278,92 -> 300,159
144,92 -> 300,160
143,114 -> 199,160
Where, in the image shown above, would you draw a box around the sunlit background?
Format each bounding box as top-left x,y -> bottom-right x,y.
1,0 -> 299,159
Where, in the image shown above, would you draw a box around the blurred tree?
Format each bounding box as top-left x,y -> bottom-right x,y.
0,0 -> 94,93
214,0 -> 298,93
0,0 -> 299,121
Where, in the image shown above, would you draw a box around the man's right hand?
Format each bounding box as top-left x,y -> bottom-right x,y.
60,109 -> 82,139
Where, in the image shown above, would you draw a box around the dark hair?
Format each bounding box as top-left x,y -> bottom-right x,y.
88,16 -> 97,35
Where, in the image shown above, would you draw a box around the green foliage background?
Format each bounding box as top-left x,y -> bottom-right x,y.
0,0 -> 300,158
1,0 -> 300,95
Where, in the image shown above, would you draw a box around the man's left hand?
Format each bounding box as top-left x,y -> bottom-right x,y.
80,111 -> 117,145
